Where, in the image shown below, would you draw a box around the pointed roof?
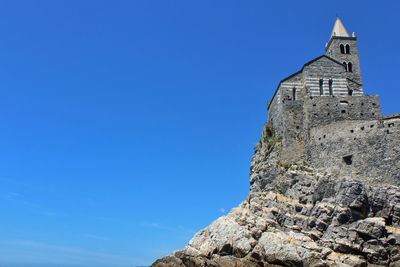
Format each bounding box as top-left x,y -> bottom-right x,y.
330,18 -> 350,38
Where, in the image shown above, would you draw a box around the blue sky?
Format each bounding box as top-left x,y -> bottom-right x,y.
0,1 -> 399,266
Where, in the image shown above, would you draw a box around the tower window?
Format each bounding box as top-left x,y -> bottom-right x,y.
292,87 -> 296,101
319,79 -> 324,95
345,44 -> 350,54
340,44 -> 345,54
343,62 -> 348,72
348,62 -> 353,72
348,88 -> 353,96
329,79 -> 333,95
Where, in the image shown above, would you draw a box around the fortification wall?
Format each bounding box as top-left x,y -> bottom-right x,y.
267,73 -> 303,137
280,101 -> 304,163
267,88 -> 284,136
303,95 -> 381,129
306,117 -> 400,186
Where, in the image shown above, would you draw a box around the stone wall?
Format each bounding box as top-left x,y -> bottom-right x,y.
267,86 -> 284,136
269,95 -> 382,167
303,95 -> 381,129
303,56 -> 346,81
280,101 -> 305,163
306,117 -> 400,186
305,77 -> 351,97
279,75 -> 304,102
267,72 -> 303,137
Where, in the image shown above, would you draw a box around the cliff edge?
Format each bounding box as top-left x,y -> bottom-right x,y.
151,124 -> 400,267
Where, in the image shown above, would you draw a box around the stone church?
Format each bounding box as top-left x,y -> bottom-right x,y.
267,18 -> 400,185
152,19 -> 400,267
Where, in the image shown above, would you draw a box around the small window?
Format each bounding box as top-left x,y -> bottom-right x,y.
345,44 -> 350,54
292,87 -> 296,101
340,44 -> 345,54
329,79 -> 333,95
348,88 -> 353,96
343,62 -> 348,72
348,62 -> 353,72
319,79 -> 324,95
343,155 -> 353,165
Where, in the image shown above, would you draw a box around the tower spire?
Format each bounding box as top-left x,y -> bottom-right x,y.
330,17 -> 350,38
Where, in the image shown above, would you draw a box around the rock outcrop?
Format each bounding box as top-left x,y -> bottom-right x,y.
152,124 -> 400,267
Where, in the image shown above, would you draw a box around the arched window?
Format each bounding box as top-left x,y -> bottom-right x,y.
348,62 -> 353,72
292,87 -> 296,101
329,79 -> 333,95
319,79 -> 324,95
345,44 -> 350,54
348,88 -> 353,96
343,62 -> 348,72
340,44 -> 345,54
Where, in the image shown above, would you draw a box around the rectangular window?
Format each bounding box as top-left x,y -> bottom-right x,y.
319,79 -> 324,95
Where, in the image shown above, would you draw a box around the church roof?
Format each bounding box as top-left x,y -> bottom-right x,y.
278,55 -> 345,85
330,18 -> 350,38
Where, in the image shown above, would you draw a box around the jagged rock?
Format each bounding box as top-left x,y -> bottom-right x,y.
152,124 -> 400,266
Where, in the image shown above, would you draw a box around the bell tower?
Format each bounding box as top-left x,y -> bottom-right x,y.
326,18 -> 362,92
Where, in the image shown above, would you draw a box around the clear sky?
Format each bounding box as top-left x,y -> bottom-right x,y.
0,1 -> 399,266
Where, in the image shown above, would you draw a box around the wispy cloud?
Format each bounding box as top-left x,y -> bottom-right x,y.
3,192 -> 39,208
4,192 -> 24,200
9,240 -> 134,263
140,221 -> 196,240
3,192 -> 68,218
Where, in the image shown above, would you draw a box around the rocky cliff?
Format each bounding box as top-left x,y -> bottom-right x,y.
152,124 -> 400,267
